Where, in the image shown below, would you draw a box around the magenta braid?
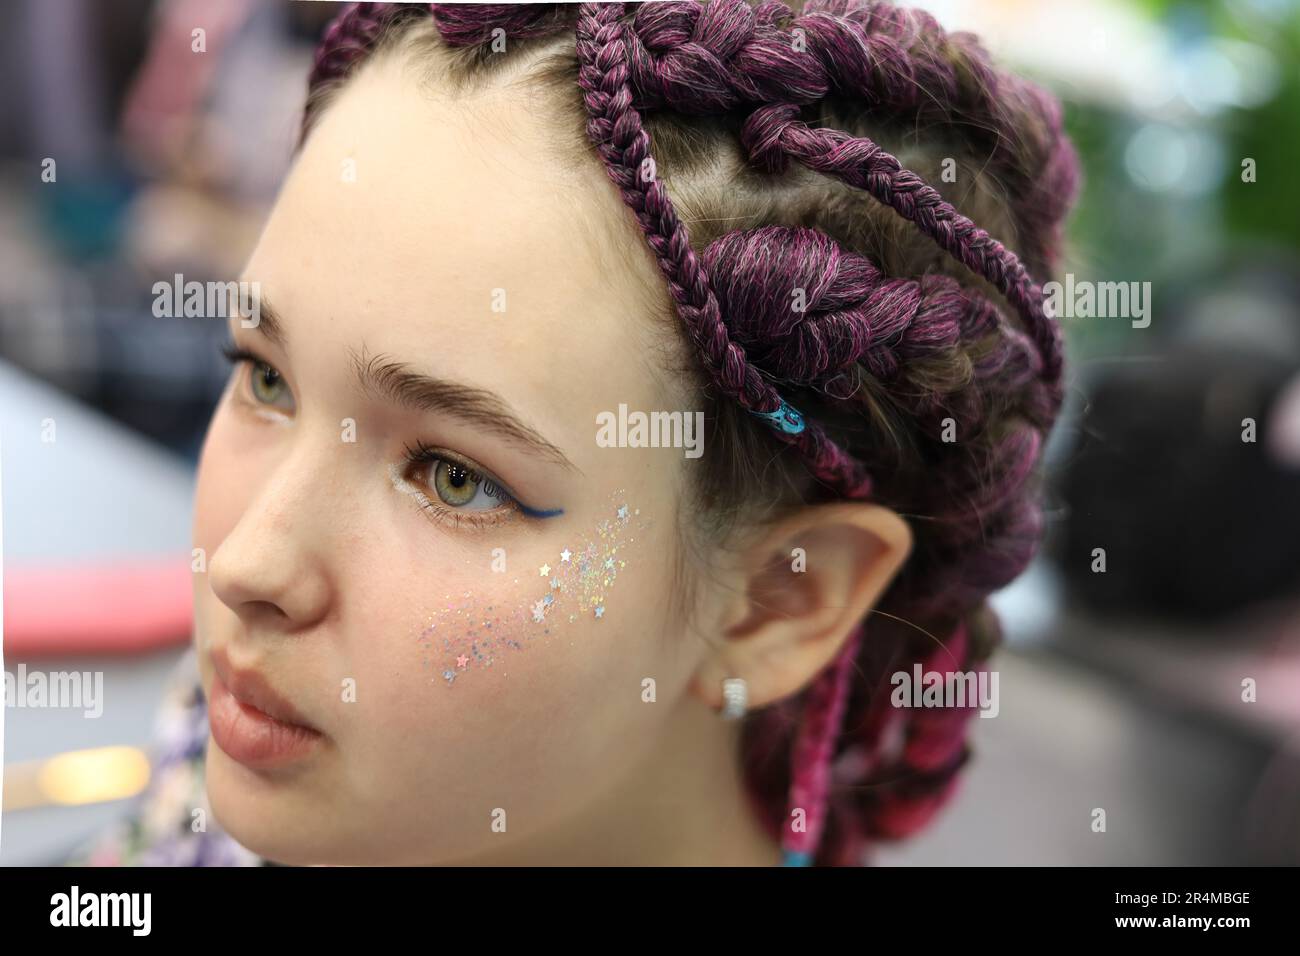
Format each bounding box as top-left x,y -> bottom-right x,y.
301,2 -> 401,141
781,624 -> 863,864
877,620 -> 979,836
430,1 -> 572,44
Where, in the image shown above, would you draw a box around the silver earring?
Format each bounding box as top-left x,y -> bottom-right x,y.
721,678 -> 748,720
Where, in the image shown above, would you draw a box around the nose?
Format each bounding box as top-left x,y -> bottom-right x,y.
206,434 -> 334,634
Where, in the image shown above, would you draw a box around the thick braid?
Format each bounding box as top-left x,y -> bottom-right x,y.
702,226 -> 1052,429
573,2 -> 875,499
621,1 -> 1070,401
615,0 -> 925,114
705,225 -> 1050,862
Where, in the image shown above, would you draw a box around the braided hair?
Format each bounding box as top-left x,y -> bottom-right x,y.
301,0 -> 1079,866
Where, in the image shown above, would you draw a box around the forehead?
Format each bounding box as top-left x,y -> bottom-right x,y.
246,48 -> 679,434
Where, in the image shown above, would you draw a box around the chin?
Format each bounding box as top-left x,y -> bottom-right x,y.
204,743 -> 341,866
204,748 -> 444,866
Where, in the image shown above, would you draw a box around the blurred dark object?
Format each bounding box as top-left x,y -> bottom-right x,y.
0,0 -> 330,461
1058,334 -> 1300,620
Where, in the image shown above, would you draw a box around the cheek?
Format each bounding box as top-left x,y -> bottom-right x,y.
336,499 -> 690,846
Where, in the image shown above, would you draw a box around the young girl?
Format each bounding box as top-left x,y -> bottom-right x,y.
79,0 -> 1078,867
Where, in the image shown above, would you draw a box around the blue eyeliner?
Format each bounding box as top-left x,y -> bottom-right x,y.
519,504 -> 564,519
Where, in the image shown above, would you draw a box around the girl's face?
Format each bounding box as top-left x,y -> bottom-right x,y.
192,53 -> 732,864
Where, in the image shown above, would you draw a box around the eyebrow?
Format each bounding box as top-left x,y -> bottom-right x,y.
250,293 -> 287,349
351,347 -> 578,471
239,294 -> 576,472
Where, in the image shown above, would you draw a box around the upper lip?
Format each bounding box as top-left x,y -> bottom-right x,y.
210,647 -> 320,732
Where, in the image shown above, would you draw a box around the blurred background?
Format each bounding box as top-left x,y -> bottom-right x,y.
1,0 -> 1299,865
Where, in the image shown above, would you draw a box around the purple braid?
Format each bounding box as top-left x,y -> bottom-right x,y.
304,3 -> 401,111
702,225 -> 1051,427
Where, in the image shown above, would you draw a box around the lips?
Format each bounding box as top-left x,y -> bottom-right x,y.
207,648 -> 323,769
210,649 -> 317,729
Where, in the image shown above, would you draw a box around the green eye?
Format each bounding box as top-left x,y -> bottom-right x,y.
432,460 -> 481,507
249,361 -> 290,406
423,457 -> 512,511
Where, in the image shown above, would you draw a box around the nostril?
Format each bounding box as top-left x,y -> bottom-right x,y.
243,599 -> 292,623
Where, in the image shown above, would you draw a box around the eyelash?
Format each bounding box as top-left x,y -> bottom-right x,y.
220,343 -> 552,532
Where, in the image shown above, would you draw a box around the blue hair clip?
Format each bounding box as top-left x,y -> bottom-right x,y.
752,397 -> 806,435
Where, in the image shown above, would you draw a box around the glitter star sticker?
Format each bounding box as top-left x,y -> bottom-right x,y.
531,599 -> 547,623
617,505 -> 629,520
456,655 -> 469,668
539,563 -> 551,577
560,549 -> 572,562
594,605 -> 605,619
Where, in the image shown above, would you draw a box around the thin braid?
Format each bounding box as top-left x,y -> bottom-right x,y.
740,103 -> 1064,406
573,2 -> 874,499
301,2 -> 403,143
781,624 -> 863,864
807,0 -> 1079,275
582,0 -> 1076,330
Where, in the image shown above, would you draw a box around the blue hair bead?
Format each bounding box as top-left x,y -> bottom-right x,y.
782,849 -> 813,867
752,398 -> 805,435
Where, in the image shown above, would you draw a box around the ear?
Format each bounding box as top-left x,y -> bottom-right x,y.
689,502 -> 913,713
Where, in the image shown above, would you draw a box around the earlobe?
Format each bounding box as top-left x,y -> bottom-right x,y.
690,502 -> 913,714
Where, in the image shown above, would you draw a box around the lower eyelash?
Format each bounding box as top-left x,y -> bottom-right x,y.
415,497 -> 516,531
